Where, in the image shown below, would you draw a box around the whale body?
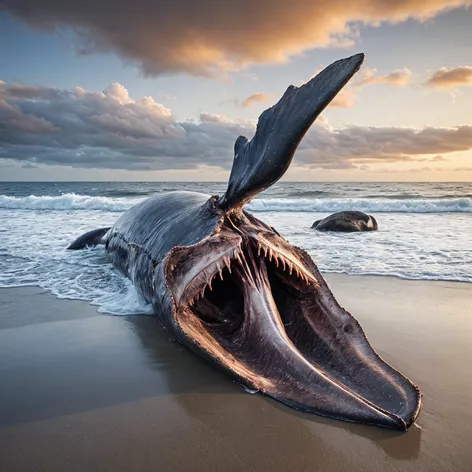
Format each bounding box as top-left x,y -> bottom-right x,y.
68,54 -> 421,430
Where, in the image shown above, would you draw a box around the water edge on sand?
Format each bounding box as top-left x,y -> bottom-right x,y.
1,274 -> 471,472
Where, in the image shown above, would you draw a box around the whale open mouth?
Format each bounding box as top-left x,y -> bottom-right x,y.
165,225 -> 421,430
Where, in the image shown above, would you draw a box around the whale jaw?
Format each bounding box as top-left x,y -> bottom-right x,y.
164,218 -> 421,430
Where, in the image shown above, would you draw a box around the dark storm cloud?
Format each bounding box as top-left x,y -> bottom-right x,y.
1,81 -> 472,171
0,0 -> 470,75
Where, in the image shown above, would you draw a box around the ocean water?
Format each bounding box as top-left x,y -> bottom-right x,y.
1,181 -> 471,315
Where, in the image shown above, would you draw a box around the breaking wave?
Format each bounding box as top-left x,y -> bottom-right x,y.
248,197 -> 472,213
1,193 -> 472,213
0,193 -> 136,212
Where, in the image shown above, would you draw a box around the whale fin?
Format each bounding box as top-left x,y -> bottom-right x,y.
217,53 -> 364,211
67,227 -> 111,250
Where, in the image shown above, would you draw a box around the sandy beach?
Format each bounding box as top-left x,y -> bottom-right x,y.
1,274 -> 472,472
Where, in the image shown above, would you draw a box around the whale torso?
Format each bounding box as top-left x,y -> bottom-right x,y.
105,191 -> 220,310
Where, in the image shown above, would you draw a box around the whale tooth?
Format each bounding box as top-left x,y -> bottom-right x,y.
208,277 -> 213,291
288,263 -> 293,275
225,257 -> 232,273
219,268 -> 224,280
264,247 -> 268,258
281,258 -> 286,271
275,256 -> 279,267
257,243 -> 262,256
236,253 -> 243,266
269,249 -> 273,261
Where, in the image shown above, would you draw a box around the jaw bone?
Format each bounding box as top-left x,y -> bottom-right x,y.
166,226 -> 421,431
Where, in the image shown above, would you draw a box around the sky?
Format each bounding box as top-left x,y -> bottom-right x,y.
1,1 -> 472,181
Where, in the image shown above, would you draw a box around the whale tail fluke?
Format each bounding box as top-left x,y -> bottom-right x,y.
67,227 -> 110,250
217,53 -> 364,211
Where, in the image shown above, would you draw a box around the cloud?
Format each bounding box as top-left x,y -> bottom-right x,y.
296,124 -> 472,169
1,0 -> 470,75
427,154 -> 447,161
355,68 -> 412,87
0,97 -> 58,133
329,89 -> 357,108
219,93 -> 272,109
425,66 -> 472,87
306,66 -> 411,108
1,81 -> 472,172
0,81 -> 252,170
242,93 -> 273,108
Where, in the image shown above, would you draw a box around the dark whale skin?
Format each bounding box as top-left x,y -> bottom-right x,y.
105,191 -> 221,312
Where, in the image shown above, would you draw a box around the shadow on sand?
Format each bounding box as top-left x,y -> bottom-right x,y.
126,314 -> 422,461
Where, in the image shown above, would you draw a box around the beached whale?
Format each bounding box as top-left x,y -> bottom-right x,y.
312,211 -> 378,232
68,54 -> 421,430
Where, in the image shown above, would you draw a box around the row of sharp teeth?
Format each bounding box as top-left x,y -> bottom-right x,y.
188,248 -> 241,306
188,246 -> 311,307
257,243 -> 311,284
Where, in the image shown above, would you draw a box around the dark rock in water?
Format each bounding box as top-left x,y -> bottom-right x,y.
312,211 -> 378,232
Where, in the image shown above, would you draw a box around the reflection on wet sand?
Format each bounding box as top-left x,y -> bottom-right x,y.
127,314 -> 422,462
2,274 -> 472,472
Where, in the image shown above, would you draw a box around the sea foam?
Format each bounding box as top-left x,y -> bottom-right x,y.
247,197 -> 472,213
2,193 -> 472,213
0,193 -> 135,212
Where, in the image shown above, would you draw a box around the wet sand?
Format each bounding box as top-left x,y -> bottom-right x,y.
1,274 -> 472,472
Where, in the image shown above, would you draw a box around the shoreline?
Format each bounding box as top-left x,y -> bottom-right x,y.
2,270 -> 471,317
1,274 -> 472,471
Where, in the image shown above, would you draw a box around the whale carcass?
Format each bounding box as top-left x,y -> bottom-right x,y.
69,54 -> 421,430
